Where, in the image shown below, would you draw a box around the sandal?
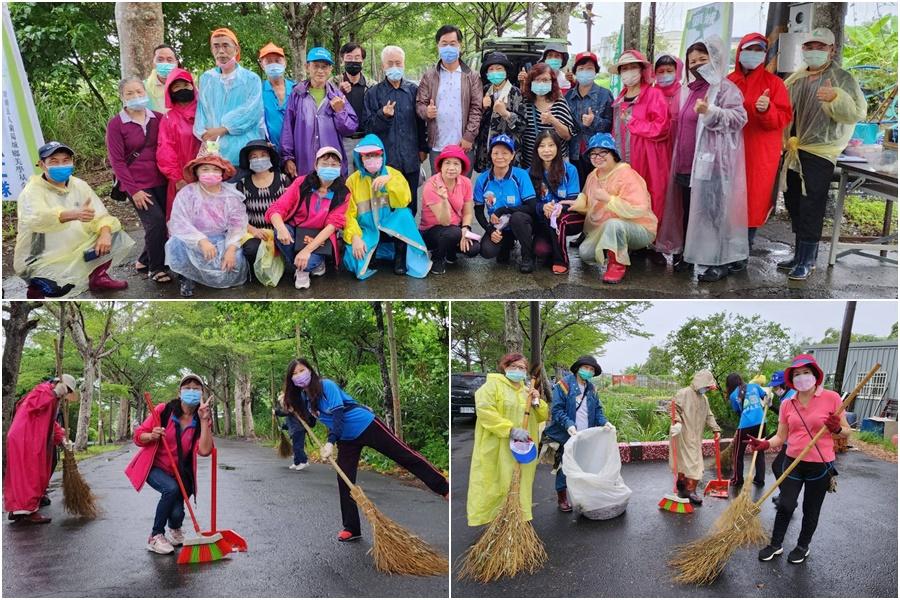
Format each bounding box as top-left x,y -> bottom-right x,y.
134,261 -> 149,273
150,271 -> 173,284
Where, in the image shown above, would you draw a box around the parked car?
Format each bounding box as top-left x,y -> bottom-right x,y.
466,37 -> 569,85
451,372 -> 486,418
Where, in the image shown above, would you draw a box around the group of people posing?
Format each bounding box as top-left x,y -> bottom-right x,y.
14,24 -> 866,296
466,352 -> 848,568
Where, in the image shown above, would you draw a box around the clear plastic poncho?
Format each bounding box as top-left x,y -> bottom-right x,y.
656,36 -> 749,266
13,175 -> 135,296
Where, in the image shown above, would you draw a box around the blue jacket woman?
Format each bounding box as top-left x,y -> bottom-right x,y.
726,373 -> 768,487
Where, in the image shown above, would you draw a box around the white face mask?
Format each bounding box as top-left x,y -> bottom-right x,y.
739,50 -> 766,70
803,50 -> 830,69
620,69 -> 641,87
695,63 -> 722,85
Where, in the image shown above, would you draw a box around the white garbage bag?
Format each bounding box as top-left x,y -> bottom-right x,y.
562,425 -> 631,520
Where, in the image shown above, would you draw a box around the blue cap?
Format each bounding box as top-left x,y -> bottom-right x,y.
489,133 -> 515,152
306,47 -> 334,65
586,132 -> 619,156
38,141 -> 75,160
768,370 -> 786,387
510,438 -> 537,464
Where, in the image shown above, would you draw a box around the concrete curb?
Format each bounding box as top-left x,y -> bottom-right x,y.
617,438 -> 779,463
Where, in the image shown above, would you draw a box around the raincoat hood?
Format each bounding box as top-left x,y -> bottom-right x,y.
691,369 -> 717,392
352,133 -> 389,178
733,32 -> 768,74
654,53 -> 684,97
685,35 -> 728,85
163,68 -> 198,118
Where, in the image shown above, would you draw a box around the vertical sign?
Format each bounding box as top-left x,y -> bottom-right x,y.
680,2 -> 734,56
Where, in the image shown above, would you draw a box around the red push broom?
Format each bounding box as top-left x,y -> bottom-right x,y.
143,393 -> 231,564
660,399 -> 693,514
202,446 -> 248,553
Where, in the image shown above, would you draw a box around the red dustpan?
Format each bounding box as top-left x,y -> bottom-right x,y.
704,435 -> 729,498
203,446 -> 248,553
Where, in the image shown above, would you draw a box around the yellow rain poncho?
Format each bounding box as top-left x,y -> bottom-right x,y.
780,60 -> 867,193
467,373 -> 549,527
13,175 -> 134,296
668,369 -> 721,481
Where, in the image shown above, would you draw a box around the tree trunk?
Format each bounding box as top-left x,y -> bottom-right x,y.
624,2 -> 642,51
370,302 -> 394,432
114,2 -> 164,80
464,337 -> 472,371
543,2 -> 576,39
646,2 -> 657,63
2,302 -> 40,439
239,363 -> 254,438
814,2 -> 847,65
384,302 -> 403,440
221,367 -> 233,436
281,2 -> 324,81
504,302 -> 523,355
233,363 -> 244,437
118,393 -> 132,440
526,2 -> 535,36
75,360 -> 97,451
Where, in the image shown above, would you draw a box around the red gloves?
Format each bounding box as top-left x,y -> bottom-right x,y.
747,436 -> 770,452
824,412 -> 842,434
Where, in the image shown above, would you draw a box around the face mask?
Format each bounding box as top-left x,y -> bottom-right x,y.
155,62 -> 175,78
792,373 -> 817,392
545,58 -> 563,71
773,387 -> 785,398
385,66 -> 404,82
125,95 -> 150,110
249,157 -> 272,173
439,45 -> 460,63
486,71 -> 507,86
198,172 -> 222,186
362,156 -> 383,174
656,73 -> 676,86
180,388 -> 202,406
531,81 -> 552,96
219,57 -> 237,71
620,69 -> 642,87
317,166 -> 341,181
47,165 -> 74,183
505,369 -> 526,383
170,88 -> 194,103
694,63 -> 721,85
292,371 -> 311,387
739,50 -> 766,70
577,368 -> 594,381
803,50 -> 829,69
697,386 -> 710,395
344,62 -> 363,76
575,70 -> 596,86
264,63 -> 286,78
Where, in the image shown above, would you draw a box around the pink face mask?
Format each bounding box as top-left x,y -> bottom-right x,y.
792,373 -> 817,392
198,172 -> 223,186
362,156 -> 383,174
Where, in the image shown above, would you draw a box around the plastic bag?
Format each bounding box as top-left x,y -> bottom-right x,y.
253,235 -> 284,287
562,426 -> 632,520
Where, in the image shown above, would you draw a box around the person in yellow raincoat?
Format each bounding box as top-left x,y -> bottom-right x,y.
467,353 -> 549,526
668,368 -> 721,506
778,27 -> 866,281
14,141 -> 134,298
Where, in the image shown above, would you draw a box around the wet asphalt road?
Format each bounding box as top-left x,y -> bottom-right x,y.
3,217 -> 896,300
2,438 -> 448,598
450,419 -> 898,598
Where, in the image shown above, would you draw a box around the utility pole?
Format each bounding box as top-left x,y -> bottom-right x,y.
624,2 -> 642,51
647,2 -> 657,64
529,302 -> 541,368
833,301 -> 857,397
584,3 -> 595,52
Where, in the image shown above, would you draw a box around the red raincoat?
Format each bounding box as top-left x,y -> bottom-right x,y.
727,33 -> 793,227
3,382 -> 66,513
157,68 -> 201,220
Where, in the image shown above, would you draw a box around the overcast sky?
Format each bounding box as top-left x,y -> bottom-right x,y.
598,300 -> 898,372
565,0 -> 897,52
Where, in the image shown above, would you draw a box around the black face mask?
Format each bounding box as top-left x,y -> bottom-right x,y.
170,88 -> 195,103
344,62 -> 363,76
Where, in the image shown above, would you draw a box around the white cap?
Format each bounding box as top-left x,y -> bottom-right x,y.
801,28 -> 835,46
60,374 -> 77,393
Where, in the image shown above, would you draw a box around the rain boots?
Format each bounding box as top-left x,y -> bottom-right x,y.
557,489 -> 572,512
88,261 -> 128,292
777,235 -> 799,271
788,240 -> 818,281
393,241 -> 407,276
686,478 -> 703,505
603,252 -> 626,284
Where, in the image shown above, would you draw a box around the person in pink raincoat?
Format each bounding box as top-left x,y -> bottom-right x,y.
3,375 -> 76,524
653,53 -> 684,155
124,374 -> 213,555
157,68 -> 202,220
609,50 -> 671,263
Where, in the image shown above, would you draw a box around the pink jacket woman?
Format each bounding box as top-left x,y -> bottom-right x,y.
653,53 -> 685,154
157,68 -> 202,219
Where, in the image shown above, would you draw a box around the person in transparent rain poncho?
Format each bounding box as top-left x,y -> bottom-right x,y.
655,36 -> 749,283
165,151 -> 250,297
14,141 -> 134,298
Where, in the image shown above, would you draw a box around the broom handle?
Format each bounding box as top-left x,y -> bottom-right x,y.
753,362 -> 880,508
714,435 -> 722,480
142,392 -> 204,534
670,399 -> 679,492
210,446 -> 217,532
522,377 -> 537,429
743,403 -> 769,481
286,407 -> 356,489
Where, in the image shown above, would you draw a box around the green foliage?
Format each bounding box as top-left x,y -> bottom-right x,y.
843,16 -> 898,117
599,386 -> 671,443
843,195 -> 898,237
855,431 -> 898,454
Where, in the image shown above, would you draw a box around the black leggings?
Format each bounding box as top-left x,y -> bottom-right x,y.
422,225 -> 481,262
336,418 -> 448,536
132,185 -> 169,272
731,425 -> 766,486
770,457 -> 831,548
480,212 -> 534,261
675,173 -> 692,246
533,211 -> 584,267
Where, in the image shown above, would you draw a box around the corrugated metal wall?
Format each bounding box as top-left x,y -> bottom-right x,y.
805,342 -> 898,422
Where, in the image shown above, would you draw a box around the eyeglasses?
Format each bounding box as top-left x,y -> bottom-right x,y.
589,150 -> 610,159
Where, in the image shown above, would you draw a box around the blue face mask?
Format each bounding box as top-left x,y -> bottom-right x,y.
264,63 -> 286,78
125,95 -> 150,110
385,66 -> 404,82
47,165 -> 74,183
505,369 -> 527,383
575,70 -> 596,86
317,166 -> 341,181
486,71 -> 507,86
545,58 -> 563,71
577,368 -> 594,381
439,45 -> 460,63
180,388 -> 202,406
531,81 -> 552,96
155,62 -> 175,78
656,73 -> 676,86
739,50 -> 766,70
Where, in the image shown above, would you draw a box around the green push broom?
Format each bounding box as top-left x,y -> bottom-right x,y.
143,393 -> 231,564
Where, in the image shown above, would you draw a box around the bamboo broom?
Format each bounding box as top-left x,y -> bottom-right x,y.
669,363 -> 880,585
458,378 -> 548,582
288,407 -> 448,576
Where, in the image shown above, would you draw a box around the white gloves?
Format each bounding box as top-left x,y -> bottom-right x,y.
670,422 -> 683,437
63,439 -> 75,452
509,427 -> 530,442
320,442 -> 334,460
567,426 -> 577,437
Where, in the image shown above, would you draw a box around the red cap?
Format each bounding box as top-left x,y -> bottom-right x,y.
574,51 -> 600,71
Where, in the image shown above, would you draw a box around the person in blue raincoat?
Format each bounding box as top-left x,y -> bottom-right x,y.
194,28 -> 266,165
542,355 -> 609,512
726,372 -> 769,488
342,133 -> 431,279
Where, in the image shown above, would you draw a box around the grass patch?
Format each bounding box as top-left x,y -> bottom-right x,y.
854,431 -> 898,454
54,443 -> 123,470
843,194 -> 898,236
598,384 -> 674,443
3,201 -> 16,242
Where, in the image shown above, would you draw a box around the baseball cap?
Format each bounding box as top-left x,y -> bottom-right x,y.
574,51 -> 600,71
802,27 -> 835,46
258,42 -> 285,60
179,373 -> 206,387
306,47 -> 334,65
315,146 -> 342,161
489,134 -> 515,152
38,141 -> 74,160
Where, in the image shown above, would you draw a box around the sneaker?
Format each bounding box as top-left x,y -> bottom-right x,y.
288,463 -> 298,470
294,269 -> 311,290
430,259 -> 446,275
758,544 -> 783,561
310,262 -> 326,277
788,545 -> 810,564
147,533 -> 175,554
178,276 -> 194,298
294,462 -> 308,471
337,529 -> 361,542
21,512 -> 51,524
168,528 -> 185,546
